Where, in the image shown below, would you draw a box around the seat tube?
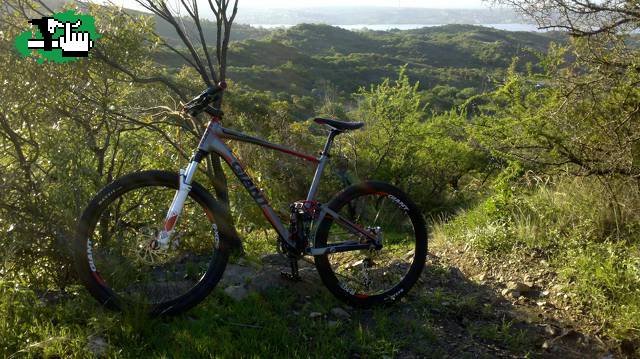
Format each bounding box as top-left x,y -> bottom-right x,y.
306,156 -> 328,201
306,130 -> 340,201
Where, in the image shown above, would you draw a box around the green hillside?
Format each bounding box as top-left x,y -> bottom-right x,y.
153,23 -> 562,113
41,0 -> 561,107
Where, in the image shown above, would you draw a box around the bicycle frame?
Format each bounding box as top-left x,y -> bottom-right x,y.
157,117 -> 380,255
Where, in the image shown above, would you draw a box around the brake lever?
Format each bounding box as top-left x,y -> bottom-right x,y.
182,101 -> 201,117
182,82 -> 227,117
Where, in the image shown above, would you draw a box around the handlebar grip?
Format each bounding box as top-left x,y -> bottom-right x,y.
204,81 -> 227,97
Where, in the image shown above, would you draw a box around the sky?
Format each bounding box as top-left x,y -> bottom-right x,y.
105,0 -> 491,10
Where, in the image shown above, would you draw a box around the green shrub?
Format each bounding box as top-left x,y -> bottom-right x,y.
560,241 -> 640,341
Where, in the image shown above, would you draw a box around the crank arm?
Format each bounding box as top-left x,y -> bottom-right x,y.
307,241 -> 380,256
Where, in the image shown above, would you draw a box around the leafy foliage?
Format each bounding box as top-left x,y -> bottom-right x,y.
152,23 -> 562,108
345,69 -> 487,213
469,42 -> 640,177
0,3 -> 176,287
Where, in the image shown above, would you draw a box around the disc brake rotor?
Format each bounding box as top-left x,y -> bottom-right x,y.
133,226 -> 178,265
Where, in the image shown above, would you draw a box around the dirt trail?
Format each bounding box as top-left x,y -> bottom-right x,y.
221,247 -> 611,358
426,239 -> 612,358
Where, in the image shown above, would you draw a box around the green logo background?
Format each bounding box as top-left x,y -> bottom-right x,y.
15,10 -> 100,64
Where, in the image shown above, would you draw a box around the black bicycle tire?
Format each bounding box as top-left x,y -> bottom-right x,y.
314,181 -> 428,307
74,170 -> 230,316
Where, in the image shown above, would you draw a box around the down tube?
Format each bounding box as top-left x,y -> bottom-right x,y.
204,138 -> 290,241
229,157 -> 289,240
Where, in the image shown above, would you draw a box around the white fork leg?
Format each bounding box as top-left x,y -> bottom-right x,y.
156,160 -> 199,249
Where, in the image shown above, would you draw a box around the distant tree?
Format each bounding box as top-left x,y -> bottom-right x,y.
495,0 -> 639,36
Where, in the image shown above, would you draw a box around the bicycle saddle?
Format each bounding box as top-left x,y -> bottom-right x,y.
314,117 -> 364,131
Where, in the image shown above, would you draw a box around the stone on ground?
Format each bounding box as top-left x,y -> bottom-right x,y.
330,307 -> 350,320
87,335 -> 108,356
224,285 -> 249,301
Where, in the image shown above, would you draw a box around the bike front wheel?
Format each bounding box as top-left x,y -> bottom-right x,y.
314,181 -> 428,307
75,170 -> 229,316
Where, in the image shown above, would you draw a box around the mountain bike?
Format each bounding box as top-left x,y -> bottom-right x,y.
75,82 -> 428,316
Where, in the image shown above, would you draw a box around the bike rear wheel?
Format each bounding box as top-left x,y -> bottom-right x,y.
314,181 -> 427,307
75,170 -> 229,316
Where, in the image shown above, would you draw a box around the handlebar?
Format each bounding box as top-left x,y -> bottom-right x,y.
183,81 -> 227,117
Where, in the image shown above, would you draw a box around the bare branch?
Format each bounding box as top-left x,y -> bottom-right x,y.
135,0 -> 213,85
494,0 -> 640,36
182,0 -> 218,82
93,48 -> 187,101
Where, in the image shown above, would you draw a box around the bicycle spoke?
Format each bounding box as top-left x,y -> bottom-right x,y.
320,189 -> 418,296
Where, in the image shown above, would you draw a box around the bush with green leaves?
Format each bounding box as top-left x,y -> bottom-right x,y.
0,3 -> 179,288
467,42 -> 640,178
343,69 -> 488,214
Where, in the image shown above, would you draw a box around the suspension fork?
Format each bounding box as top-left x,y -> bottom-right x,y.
155,155 -> 201,249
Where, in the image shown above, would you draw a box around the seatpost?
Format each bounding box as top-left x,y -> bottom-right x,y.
306,129 -> 341,201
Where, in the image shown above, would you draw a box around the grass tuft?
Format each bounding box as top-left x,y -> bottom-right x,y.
435,176 -> 640,350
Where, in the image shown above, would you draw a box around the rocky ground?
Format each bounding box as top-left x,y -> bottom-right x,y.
216,247 -> 615,358
431,240 -> 619,358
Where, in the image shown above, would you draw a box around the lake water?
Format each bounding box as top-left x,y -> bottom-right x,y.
251,23 -> 545,32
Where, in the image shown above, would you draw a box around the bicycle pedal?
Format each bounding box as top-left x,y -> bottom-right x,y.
280,271 -> 301,281
281,258 -> 301,281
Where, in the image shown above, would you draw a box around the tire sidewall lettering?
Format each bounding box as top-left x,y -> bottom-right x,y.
386,194 -> 409,212
385,287 -> 405,302
87,239 -> 97,272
